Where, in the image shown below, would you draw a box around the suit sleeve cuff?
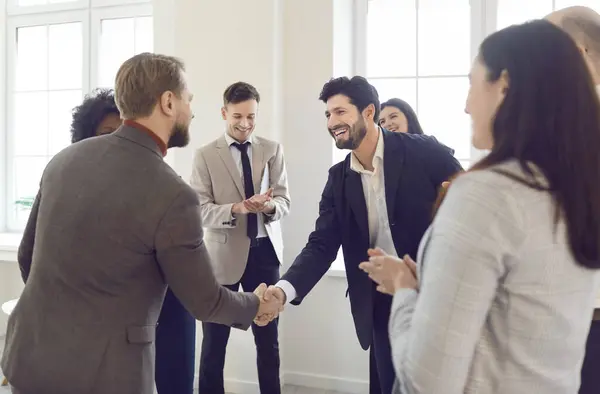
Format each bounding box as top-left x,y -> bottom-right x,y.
262,203 -> 276,222
275,280 -> 296,305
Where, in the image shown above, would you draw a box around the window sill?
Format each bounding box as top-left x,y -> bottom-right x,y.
0,235 -> 349,277
0,233 -> 21,263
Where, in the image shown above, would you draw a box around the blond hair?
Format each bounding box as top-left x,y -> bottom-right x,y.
114,52 -> 186,119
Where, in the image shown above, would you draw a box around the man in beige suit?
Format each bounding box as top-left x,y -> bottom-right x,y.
0,54 -> 278,394
190,81 -> 290,394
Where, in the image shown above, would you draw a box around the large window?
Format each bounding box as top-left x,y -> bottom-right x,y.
1,0 -> 153,232
334,0 -> 600,168
329,0 -> 600,272
333,0 -> 475,168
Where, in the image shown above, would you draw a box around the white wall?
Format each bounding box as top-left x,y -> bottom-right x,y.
1,2 -> 370,393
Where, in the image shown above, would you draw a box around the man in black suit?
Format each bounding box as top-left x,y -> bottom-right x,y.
262,76 -> 463,393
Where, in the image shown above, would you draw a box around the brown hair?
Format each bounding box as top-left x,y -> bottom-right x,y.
223,81 -> 260,105
435,20 -> 600,269
114,52 -> 186,119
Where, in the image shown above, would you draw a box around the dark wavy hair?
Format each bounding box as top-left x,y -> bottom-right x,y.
438,20 -> 600,269
223,81 -> 260,105
319,76 -> 381,122
380,98 -> 424,135
70,88 -> 120,143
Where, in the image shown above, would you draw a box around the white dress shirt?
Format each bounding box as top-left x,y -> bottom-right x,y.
277,129 -> 397,303
224,133 -> 268,239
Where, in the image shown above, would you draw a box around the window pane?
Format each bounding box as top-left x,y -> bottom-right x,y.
99,18 -> 135,88
497,0 -> 553,31
49,90 -> 82,155
135,17 -> 154,53
369,78 -> 417,111
460,159 -> 472,170
12,157 -> 49,229
418,0 -> 471,76
16,25 -> 48,92
14,92 -> 49,156
418,77 -> 471,159
367,0 -> 416,77
49,22 -> 82,90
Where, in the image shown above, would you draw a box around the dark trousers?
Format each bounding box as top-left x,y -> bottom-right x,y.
369,287 -> 396,394
155,287 -> 196,394
580,318 -> 600,394
198,238 -> 281,394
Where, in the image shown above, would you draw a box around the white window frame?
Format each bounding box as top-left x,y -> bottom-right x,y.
90,3 -> 153,88
1,0 -> 152,234
7,0 -> 89,16
0,0 -> 7,236
5,10 -> 90,232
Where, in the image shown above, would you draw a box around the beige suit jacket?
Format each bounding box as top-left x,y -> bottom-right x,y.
0,125 -> 259,394
190,135 -> 290,285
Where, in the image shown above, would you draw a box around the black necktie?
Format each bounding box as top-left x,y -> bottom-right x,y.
233,143 -> 257,241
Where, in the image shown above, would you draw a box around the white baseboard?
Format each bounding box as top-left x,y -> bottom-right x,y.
194,374 -> 259,394
193,372 -> 368,394
284,371 -> 368,394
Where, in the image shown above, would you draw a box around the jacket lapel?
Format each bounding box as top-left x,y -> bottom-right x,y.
216,137 -> 245,199
345,162 -> 370,243
382,129 -> 405,223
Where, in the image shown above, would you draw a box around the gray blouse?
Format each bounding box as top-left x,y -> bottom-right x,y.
390,160 -> 600,394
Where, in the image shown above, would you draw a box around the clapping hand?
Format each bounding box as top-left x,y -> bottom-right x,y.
232,188 -> 275,215
244,188 -> 274,214
253,283 -> 286,326
358,248 -> 419,295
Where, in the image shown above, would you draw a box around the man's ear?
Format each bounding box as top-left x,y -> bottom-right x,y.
221,107 -> 227,120
363,103 -> 376,121
160,91 -> 175,116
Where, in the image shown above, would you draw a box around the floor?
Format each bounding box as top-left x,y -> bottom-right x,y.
0,381 -> 349,394
1,386 -> 350,394
0,336 -> 350,394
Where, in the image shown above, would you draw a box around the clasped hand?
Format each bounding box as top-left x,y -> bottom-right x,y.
359,248 -> 419,295
233,188 -> 274,214
253,284 -> 286,326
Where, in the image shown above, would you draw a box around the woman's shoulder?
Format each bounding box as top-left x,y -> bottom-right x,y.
452,159 -> 546,196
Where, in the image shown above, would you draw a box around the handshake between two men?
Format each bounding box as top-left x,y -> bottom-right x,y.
253,284 -> 286,326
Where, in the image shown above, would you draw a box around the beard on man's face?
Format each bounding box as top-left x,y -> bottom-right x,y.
167,121 -> 190,148
330,117 -> 367,150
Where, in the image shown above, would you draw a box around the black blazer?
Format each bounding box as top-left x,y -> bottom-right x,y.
281,129 -> 463,350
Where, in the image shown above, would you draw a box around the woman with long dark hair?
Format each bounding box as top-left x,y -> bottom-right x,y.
360,20 -> 600,393
379,98 -> 424,134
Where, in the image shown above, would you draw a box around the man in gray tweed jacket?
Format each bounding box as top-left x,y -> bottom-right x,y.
1,53 -> 279,394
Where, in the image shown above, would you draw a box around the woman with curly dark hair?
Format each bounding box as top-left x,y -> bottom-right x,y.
70,88 -> 121,143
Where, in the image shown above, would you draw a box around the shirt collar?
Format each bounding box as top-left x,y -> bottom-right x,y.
224,132 -> 253,146
123,119 -> 167,157
349,127 -> 384,174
